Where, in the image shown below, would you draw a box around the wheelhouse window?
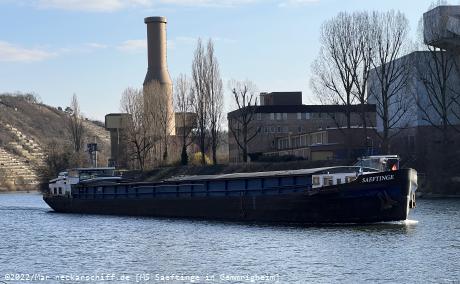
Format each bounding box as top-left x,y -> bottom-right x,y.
346,176 -> 357,183
312,176 -> 320,186
323,176 -> 333,186
78,169 -> 115,181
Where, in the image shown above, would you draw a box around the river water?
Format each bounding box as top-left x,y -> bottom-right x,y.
0,193 -> 459,283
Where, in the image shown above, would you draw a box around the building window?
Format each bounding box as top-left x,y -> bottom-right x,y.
276,113 -> 281,120
291,137 -> 297,148
277,126 -> 281,133
305,113 -> 310,119
283,126 -> 289,133
257,113 -> 262,120
283,113 -> 288,120
311,113 -> 322,119
298,126 -> 302,133
297,112 -> 302,120
270,113 -> 275,120
53,188 -> 57,195
337,178 -> 342,184
58,187 -> 62,194
264,127 -> 268,133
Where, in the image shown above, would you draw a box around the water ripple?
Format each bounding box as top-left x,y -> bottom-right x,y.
0,194 -> 459,283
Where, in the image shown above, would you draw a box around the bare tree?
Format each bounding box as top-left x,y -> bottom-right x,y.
66,94 -> 85,153
368,10 -> 414,154
39,140 -> 76,186
417,50 -> 460,132
144,81 -> 173,164
120,87 -> 152,171
174,74 -> 195,165
310,12 -> 370,158
311,12 -> 357,111
192,38 -> 209,165
416,5 -> 460,166
352,12 -> 375,143
205,40 -> 224,165
228,80 -> 259,163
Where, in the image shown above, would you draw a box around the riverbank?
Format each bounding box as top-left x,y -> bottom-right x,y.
0,189 -> 39,194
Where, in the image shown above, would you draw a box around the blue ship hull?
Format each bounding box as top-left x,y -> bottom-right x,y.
43,169 -> 417,224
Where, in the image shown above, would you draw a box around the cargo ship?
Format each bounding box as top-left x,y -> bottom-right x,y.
43,155 -> 417,224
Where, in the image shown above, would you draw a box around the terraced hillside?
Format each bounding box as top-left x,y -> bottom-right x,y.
0,93 -> 110,191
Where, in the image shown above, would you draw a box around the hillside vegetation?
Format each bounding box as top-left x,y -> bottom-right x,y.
0,93 -> 110,191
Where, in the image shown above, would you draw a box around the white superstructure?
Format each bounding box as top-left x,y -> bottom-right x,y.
311,155 -> 400,189
48,167 -> 120,196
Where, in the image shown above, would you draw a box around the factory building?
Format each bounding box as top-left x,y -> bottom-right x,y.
264,128 -> 380,161
105,113 -> 131,167
227,92 -> 376,163
106,16 -> 178,167
367,5 -> 460,160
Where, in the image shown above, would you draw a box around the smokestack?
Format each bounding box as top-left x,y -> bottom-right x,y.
144,16 -> 171,85
143,16 -> 175,135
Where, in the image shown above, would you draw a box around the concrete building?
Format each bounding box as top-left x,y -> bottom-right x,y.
260,92 -> 303,106
227,92 -> 376,162
265,128 -> 380,161
105,113 -> 131,167
367,5 -> 460,159
174,112 -> 197,137
424,5 -> 460,51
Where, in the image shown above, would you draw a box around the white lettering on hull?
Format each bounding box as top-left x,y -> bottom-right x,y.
361,175 -> 394,183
